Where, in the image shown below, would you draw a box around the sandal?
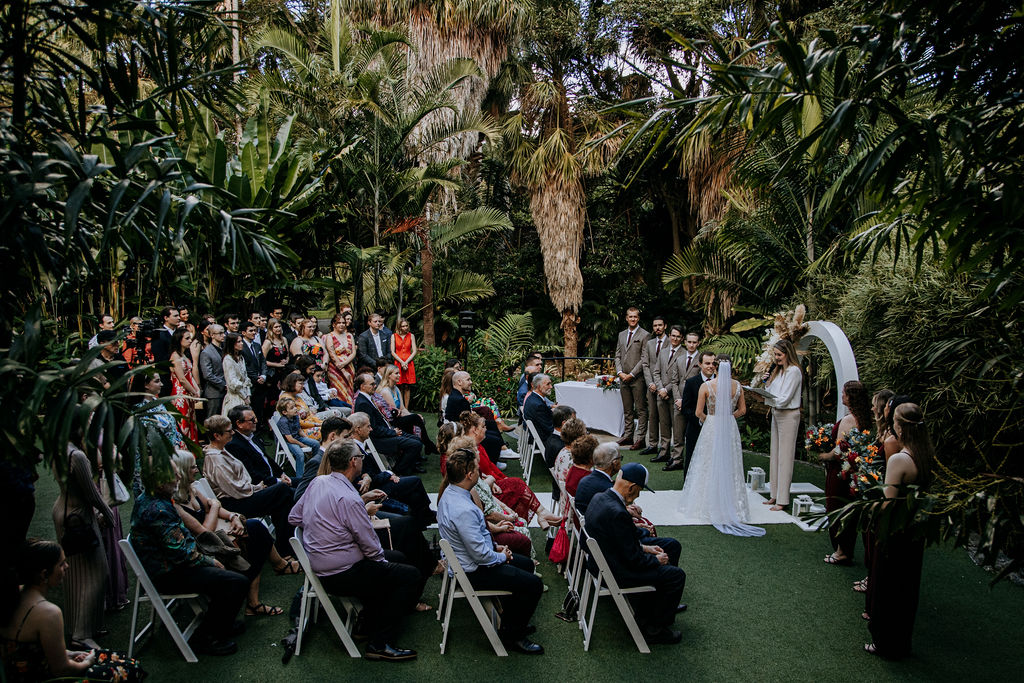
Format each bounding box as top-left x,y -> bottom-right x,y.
864,643 -> 879,655
762,498 -> 776,505
274,559 -> 302,575
246,603 -> 284,616
853,578 -> 868,593
861,611 -> 870,621
769,504 -> 785,511
824,553 -> 854,566
414,602 -> 434,613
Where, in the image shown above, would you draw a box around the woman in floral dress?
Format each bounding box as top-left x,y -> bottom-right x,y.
323,313 -> 356,404
170,327 -> 200,441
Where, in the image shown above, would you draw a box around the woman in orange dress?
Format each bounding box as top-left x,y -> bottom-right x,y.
170,327 -> 199,441
391,317 -> 417,409
323,313 -> 356,404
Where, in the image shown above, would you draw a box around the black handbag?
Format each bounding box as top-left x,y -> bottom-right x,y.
59,452 -> 100,557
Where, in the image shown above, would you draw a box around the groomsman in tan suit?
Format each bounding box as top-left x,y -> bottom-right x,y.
650,326 -> 684,462
639,315 -> 667,456
614,307 -> 648,449
666,332 -> 704,471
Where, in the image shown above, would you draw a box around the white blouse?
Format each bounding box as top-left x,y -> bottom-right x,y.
767,364 -> 802,410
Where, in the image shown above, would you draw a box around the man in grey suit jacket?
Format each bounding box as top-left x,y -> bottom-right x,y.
356,312 -> 392,370
614,307 -> 648,449
667,332 -> 705,471
200,324 -> 226,416
639,315 -> 667,456
651,326 -> 683,462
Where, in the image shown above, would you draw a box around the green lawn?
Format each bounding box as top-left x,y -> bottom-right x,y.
24,422 -> 1024,682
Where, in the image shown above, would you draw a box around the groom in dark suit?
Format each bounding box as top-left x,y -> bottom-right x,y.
670,350 -> 717,474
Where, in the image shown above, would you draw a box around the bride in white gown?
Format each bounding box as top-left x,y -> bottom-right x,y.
678,360 -> 766,537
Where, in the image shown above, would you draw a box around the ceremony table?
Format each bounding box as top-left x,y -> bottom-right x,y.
552,381 -> 625,437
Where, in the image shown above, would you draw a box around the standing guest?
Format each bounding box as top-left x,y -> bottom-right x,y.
284,312 -> 303,346
0,539 -> 147,681
865,403 -> 932,659
353,373 -> 423,475
89,330 -> 129,390
669,351 -> 716,474
639,316 -> 667,456
240,322 -> 269,421
222,313 -> 241,334
323,313 -> 357,405
179,307 -> 195,337
190,319 -> 209,390
516,354 -> 543,410
289,441 -> 423,661
204,415 -> 299,565
650,326 -> 683,464
614,307 -> 649,450
564,434 -> 597,497
820,381 -> 873,566
122,316 -> 146,367
763,339 -> 803,511
52,440 -> 114,650
523,374 -> 555,442
150,306 -> 181,396
275,397 -> 322,479
170,327 -> 200,441
585,465 -> 686,645
221,333 -> 252,417
92,448 -> 129,613
391,317 -> 418,410
87,313 -> 115,349
356,313 -> 392,370
130,468 -> 248,657
199,324 -> 227,417
249,312 -> 266,345
290,319 -> 326,369
270,307 -> 285,324
437,447 -> 545,654
262,318 -> 291,396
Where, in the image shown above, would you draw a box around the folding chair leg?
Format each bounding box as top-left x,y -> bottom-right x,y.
610,591 -> 651,654
152,595 -> 199,663
127,582 -> 142,659
317,592 -> 362,658
440,577 -> 457,654
295,582 -> 310,656
466,596 -> 508,656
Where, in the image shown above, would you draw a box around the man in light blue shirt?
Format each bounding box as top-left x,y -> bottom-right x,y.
437,445 -> 544,654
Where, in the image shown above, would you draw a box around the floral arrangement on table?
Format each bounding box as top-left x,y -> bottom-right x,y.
804,422 -> 834,452
845,429 -> 884,496
750,304 -> 810,387
595,375 -> 620,391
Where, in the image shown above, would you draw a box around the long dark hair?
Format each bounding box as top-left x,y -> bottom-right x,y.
224,332 -> 243,361
171,326 -> 191,356
894,403 -> 932,487
885,394 -> 913,440
843,381 -> 872,432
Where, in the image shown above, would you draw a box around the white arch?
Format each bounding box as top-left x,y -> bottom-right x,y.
796,321 -> 860,421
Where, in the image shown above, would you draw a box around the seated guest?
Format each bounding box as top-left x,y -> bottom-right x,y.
472,405 -> 508,469
294,356 -> 347,417
553,418 -> 588,497
279,371 -> 327,439
378,365 -> 438,454
545,405 -> 576,502
353,373 -> 423,475
523,373 -> 555,441
312,366 -> 350,410
565,434 -> 597,497
438,367 -> 456,426
443,371 -> 473,423
437,447 -> 544,654
289,441 -> 423,661
347,412 -> 434,527
210,412 -> 296,558
0,540 -> 146,681
516,354 -> 543,408
575,443 -> 659,539
585,464 -> 686,645
130,466 -> 249,656
294,415 -> 351,502
170,451 -> 291,617
275,397 -> 322,479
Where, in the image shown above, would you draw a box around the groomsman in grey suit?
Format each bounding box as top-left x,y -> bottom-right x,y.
651,326 -> 683,462
200,324 -> 227,416
639,315 -> 667,456
614,307 -> 648,449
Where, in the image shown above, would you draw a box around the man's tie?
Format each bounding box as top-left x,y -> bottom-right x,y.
686,354 -> 693,372
667,347 -> 676,366
655,338 -> 662,357
626,329 -> 634,347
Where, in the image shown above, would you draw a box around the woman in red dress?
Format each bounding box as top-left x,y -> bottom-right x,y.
170,327 -> 199,441
323,313 -> 356,404
391,317 -> 417,409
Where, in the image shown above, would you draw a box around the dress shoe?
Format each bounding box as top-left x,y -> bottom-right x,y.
631,440 -> 646,451
639,446 -> 658,456
191,637 -> 238,656
644,628 -> 682,645
413,465 -> 426,473
650,453 -> 670,463
663,461 -> 686,472
616,436 -> 632,446
364,643 -> 418,661
676,603 -> 688,614
507,637 -> 544,654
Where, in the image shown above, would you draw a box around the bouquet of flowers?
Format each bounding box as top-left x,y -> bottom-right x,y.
846,429 -> 884,496
804,423 -> 834,452
595,375 -> 620,391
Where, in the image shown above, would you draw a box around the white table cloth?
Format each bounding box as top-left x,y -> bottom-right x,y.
553,381 -> 625,437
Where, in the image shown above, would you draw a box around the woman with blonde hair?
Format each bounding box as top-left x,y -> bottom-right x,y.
763,339 -> 803,511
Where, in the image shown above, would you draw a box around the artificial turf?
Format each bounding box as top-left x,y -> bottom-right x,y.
23,417 -> 1024,682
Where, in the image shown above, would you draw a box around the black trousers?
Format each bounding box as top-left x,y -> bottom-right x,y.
465,553 -> 542,641
621,564 -> 687,631
220,482 -> 295,556
379,476 -> 432,521
238,519 -> 274,584
372,435 -> 422,475
318,550 -> 420,648
153,565 -> 248,639
392,413 -> 437,454
642,536 -> 681,567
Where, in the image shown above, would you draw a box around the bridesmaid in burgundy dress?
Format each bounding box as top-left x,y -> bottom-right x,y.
865,402 -> 932,659
262,319 -> 291,416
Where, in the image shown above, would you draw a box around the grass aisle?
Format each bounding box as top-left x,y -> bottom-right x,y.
24,418 -> 1024,681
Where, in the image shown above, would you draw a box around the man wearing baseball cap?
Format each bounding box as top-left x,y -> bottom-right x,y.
583,463 -> 687,644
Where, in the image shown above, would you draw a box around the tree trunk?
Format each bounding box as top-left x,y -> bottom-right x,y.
421,239 -> 434,346
561,309 -> 578,376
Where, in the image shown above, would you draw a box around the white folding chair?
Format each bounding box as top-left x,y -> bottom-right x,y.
268,413 -> 306,473
119,538 -> 205,663
289,530 -> 362,658
522,420 -> 546,485
562,495 -> 587,593
578,536 -> 656,653
364,438 -> 392,473
192,477 -> 217,502
437,539 -> 513,656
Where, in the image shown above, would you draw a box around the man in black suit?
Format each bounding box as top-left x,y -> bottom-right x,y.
149,306 -> 180,396
671,350 -> 717,474
240,321 -> 269,420
356,312 -> 392,370
443,371 -> 473,423
523,373 -> 555,442
544,404 -> 575,503
222,405 -> 295,556
584,464 -> 686,645
352,373 -> 423,475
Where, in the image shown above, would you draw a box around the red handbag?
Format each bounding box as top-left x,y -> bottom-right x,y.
548,522 -> 570,564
